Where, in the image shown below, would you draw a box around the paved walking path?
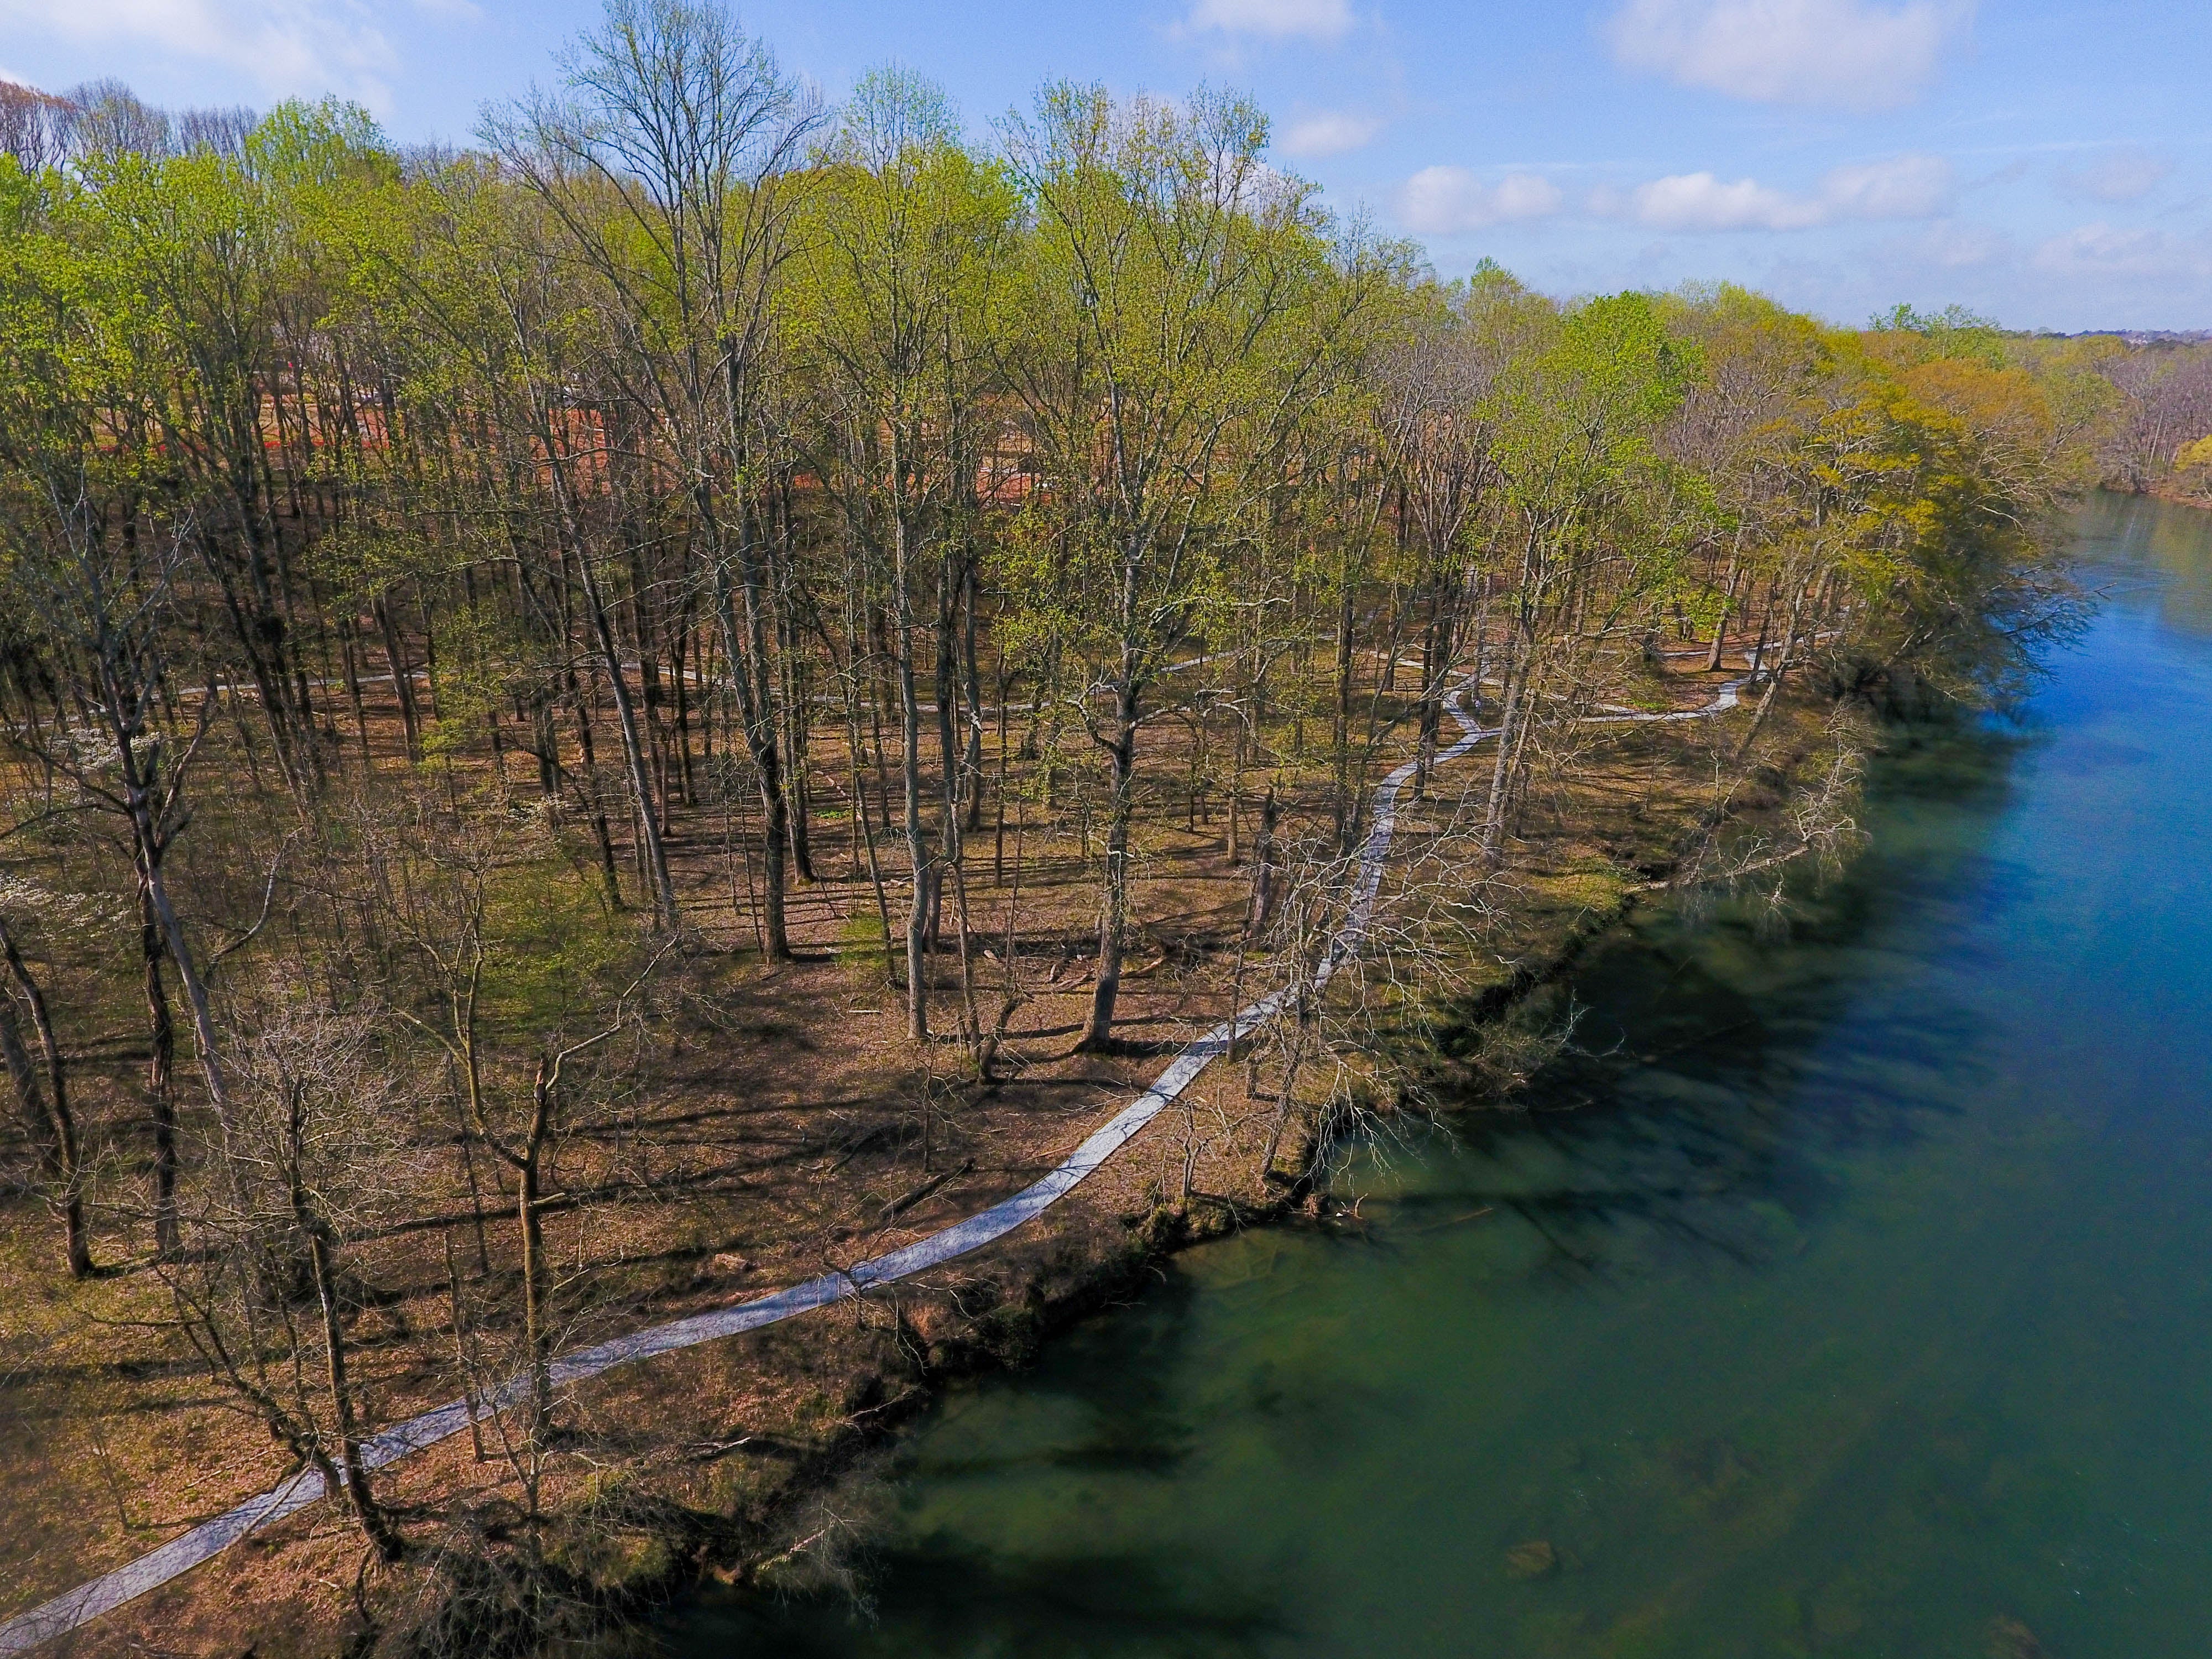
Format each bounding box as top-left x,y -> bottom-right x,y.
0,667 -> 1749,1655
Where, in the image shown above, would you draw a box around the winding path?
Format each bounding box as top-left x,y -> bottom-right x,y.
0,665 -> 1751,1656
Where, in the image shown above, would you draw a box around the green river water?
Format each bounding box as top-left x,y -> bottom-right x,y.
671,493 -> 2212,1658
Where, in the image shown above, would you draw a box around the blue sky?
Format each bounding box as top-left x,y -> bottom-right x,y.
2,0 -> 2206,330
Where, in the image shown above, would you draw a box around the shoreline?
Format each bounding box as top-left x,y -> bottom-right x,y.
0,664 -> 1865,1658
658,685 -> 1856,1634
514,671 -> 1856,1641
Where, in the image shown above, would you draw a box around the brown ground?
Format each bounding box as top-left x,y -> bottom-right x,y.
0,644 -> 1846,1655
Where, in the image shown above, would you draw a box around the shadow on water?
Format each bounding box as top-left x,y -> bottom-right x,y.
1390,717 -> 2032,1284
673,721 -> 2056,1659
682,1540 -> 1291,1659
667,493 -> 2212,1659
914,1287 -> 1208,1483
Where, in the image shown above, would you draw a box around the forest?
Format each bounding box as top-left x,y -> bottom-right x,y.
0,2 -> 2195,1651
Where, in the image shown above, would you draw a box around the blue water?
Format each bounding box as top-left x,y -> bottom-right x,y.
674,493 -> 2212,1657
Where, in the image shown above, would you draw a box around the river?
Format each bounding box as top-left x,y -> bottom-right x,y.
669,493 -> 2212,1658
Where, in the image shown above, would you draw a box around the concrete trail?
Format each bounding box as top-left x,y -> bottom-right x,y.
0,665 -> 1750,1656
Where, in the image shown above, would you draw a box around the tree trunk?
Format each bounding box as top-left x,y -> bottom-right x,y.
1481,660 -> 1524,860
518,1152 -> 551,1446
138,887 -> 179,1258
304,1213 -> 401,1560
1248,785 -> 1279,937
0,919 -> 89,1276
1080,691 -> 1139,1052
575,552 -> 680,931
1707,539 -> 1741,672
1735,571 -> 1812,761
961,557 -> 988,834
373,594 -> 421,762
896,613 -> 932,1041
570,672 -> 624,910
707,562 -> 794,960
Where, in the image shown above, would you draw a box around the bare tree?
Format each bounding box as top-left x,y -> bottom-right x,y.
4,504 -> 239,1254
0,81 -> 74,171
489,0 -> 823,948
361,792 -> 669,1505
1372,284 -> 1514,799
161,988 -> 420,1562
59,79 -> 172,160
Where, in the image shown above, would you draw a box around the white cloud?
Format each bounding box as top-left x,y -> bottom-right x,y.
1909,218 -> 2007,269
1629,171 -> 1823,230
2056,148 -> 2173,205
1183,0 -> 1353,41
2032,223 -> 2212,281
1606,0 -> 1970,109
1819,153 -> 1954,218
1397,154 -> 1952,241
1279,111 -> 1380,158
0,0 -> 395,103
1618,154 -> 1954,231
1398,166 -> 1564,235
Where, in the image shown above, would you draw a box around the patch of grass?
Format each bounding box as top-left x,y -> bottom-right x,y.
1531,868 -> 1632,911
482,857 -> 649,1027
832,911 -> 891,985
